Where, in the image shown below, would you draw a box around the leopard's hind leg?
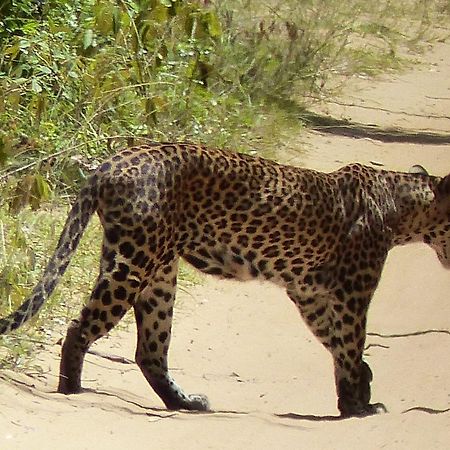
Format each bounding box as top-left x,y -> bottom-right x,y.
58,237 -> 144,394
133,258 -> 209,411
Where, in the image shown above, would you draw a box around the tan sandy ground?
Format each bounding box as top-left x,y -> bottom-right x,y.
1,43 -> 449,450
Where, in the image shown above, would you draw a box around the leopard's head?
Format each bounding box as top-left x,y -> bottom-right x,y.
425,173 -> 450,269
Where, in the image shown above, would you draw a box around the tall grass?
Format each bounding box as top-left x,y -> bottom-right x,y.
0,204 -> 101,369
1,1 -> 448,183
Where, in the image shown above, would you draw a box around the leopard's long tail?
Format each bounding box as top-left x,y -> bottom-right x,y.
0,180 -> 98,335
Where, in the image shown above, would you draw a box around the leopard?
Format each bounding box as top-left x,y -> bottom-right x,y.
0,142 -> 449,417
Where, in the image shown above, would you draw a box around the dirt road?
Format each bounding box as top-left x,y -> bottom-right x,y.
1,42 -> 449,450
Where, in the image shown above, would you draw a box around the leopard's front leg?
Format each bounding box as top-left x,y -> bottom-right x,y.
326,233 -> 390,417
288,272 -> 387,417
330,288 -> 387,417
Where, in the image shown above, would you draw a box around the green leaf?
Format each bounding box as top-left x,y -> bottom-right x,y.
95,4 -> 113,36
151,5 -> 169,23
83,29 -> 94,50
33,175 -> 51,203
112,7 -> 121,35
37,65 -> 52,75
0,135 -> 12,166
13,78 -> 28,85
31,79 -> 42,93
204,11 -> 222,38
3,43 -> 20,58
18,39 -> 31,50
7,91 -> 21,110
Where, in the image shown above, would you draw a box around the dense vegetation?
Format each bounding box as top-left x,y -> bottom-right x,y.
1,1 -> 449,191
0,0 -> 449,369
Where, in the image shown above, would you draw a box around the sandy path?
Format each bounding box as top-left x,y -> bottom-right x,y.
1,43 -> 449,449
309,41 -> 450,133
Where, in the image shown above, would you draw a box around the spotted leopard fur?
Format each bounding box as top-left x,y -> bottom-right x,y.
1,143 -> 449,417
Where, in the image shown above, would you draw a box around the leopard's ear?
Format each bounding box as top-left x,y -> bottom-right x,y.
408,164 -> 428,175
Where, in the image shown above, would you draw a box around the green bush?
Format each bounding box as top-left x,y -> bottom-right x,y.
1,0 -> 448,185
